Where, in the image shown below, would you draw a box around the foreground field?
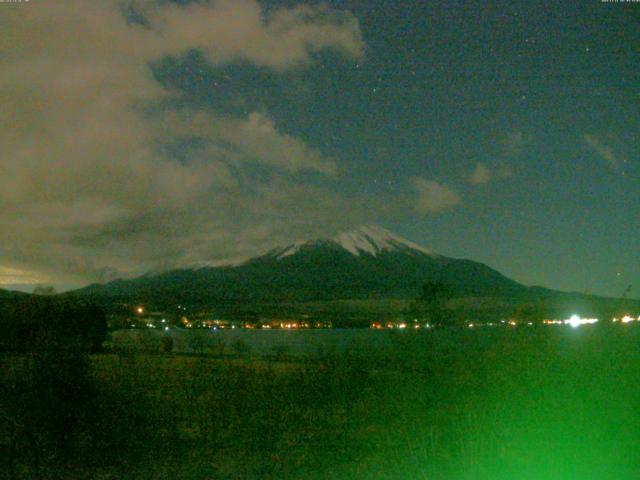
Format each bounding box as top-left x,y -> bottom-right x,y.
2,325 -> 640,479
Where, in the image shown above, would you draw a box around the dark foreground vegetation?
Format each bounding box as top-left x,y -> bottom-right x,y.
0,296 -> 107,353
2,322 -> 640,479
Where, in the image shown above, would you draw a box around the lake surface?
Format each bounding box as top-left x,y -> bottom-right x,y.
108,323 -> 629,356
111,327 -> 404,355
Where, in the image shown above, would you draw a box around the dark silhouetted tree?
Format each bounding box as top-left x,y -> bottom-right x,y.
515,300 -> 546,324
406,281 -> 454,327
162,334 -> 174,353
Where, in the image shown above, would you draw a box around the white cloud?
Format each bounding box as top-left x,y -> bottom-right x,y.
469,163 -> 492,185
413,178 -> 461,215
164,110 -> 337,175
468,163 -> 512,185
153,1 -> 364,69
583,134 -> 620,172
0,0 -> 363,285
499,129 -> 531,156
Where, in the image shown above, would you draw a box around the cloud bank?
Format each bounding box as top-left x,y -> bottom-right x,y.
468,163 -> 512,185
583,134 -> 624,173
413,178 -> 461,215
0,0 -> 364,286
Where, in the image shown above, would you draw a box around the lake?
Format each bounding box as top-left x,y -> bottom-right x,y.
107,322 -> 627,357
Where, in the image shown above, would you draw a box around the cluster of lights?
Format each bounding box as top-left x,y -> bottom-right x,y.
612,315 -> 640,324
135,306 -> 640,332
544,315 -> 599,328
469,321 -> 534,328
543,319 -> 563,325
370,322 -> 432,329
565,314 -> 598,328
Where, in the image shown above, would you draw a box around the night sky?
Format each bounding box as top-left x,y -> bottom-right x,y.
0,0 -> 638,296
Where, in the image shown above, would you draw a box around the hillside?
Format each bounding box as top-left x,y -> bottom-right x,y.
72,225 -> 526,304
67,225 -> 639,322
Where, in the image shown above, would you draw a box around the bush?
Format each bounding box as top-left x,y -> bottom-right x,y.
187,331 -> 208,354
231,338 -> 252,357
4,347 -> 97,475
0,296 -> 107,353
162,335 -> 174,353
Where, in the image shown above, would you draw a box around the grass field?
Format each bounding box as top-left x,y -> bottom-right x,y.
3,324 -> 640,479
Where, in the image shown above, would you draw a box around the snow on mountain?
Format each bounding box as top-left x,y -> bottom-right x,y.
71,224 -> 530,302
334,225 -> 434,256
273,225 -> 435,260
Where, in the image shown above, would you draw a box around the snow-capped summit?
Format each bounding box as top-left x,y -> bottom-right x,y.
333,225 -> 434,257
272,224 -> 435,260
73,223 -> 527,303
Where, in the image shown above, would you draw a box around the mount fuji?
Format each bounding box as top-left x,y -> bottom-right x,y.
72,225 -> 528,305
263,225 -> 436,260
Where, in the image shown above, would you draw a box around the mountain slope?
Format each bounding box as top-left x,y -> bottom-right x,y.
0,288 -> 28,299
71,225 -> 527,305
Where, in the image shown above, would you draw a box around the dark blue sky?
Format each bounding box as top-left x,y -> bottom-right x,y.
152,1 -> 639,296
1,0 -> 638,296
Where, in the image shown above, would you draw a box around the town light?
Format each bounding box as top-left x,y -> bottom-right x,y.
568,315 -> 582,328
564,315 -> 598,328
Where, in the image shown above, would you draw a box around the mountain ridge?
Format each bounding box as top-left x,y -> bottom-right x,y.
65,225 -> 640,324
71,225 -> 527,304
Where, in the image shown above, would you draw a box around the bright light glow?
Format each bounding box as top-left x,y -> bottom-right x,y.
621,315 -> 635,324
568,315 -> 582,328
136,307 -> 144,314
564,314 -> 598,328
164,326 -> 169,331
